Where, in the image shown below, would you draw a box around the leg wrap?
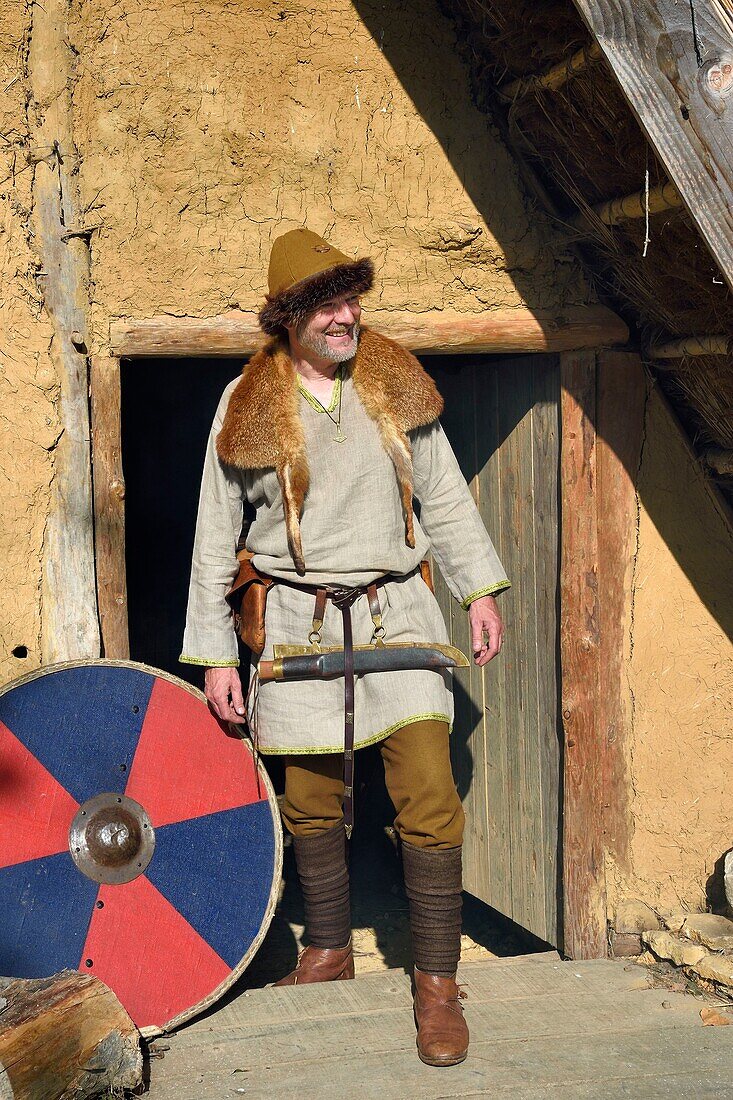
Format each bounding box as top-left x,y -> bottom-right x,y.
402,841 -> 462,977
292,820 -> 351,950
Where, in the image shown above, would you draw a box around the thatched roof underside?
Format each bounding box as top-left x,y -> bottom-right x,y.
442,0 -> 733,500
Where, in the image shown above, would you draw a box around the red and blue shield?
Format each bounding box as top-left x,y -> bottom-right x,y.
0,660 -> 282,1032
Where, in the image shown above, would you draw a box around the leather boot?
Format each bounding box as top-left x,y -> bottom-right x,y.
274,942 -> 354,986
401,842 -> 467,1064
273,821 -> 354,986
413,969 -> 468,1066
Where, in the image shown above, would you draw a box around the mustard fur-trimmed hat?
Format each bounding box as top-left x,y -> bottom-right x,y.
258,227 -> 374,336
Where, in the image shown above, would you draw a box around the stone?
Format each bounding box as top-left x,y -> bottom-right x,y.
725,850 -> 733,912
642,929 -> 709,968
695,953 -> 733,989
680,913 -> 733,952
659,911 -> 689,933
611,931 -> 642,957
613,899 -> 662,934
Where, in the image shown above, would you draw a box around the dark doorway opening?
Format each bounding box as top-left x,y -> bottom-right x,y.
121,356 -> 247,687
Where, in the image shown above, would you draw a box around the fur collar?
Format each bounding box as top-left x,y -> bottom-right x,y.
216,327 -> 443,574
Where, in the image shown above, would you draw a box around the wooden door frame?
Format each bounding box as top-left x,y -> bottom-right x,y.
91,306 -> 632,959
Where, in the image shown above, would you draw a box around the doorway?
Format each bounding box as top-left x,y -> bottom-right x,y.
120,351 -> 561,947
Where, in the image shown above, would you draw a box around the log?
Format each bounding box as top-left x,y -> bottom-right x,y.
28,0 -> 100,662
647,334 -> 732,358
560,349 -> 607,959
109,305 -> 628,358
572,180 -> 683,230
499,41 -> 604,100
0,970 -> 142,1100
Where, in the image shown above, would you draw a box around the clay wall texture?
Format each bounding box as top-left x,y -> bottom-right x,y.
607,388 -> 733,915
0,2 -> 60,686
1,0 -> 730,921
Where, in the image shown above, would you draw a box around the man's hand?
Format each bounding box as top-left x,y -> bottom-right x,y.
205,666 -> 246,723
468,594 -> 504,667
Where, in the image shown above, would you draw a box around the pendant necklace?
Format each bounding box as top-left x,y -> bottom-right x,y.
305,366 -> 346,443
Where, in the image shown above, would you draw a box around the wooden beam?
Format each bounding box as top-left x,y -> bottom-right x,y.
648,334 -> 732,358
572,180 -> 683,230
91,355 -> 129,659
29,0 -> 100,662
596,350 -> 646,899
109,306 -> 628,359
560,349 -> 606,959
570,0 -> 733,295
499,41 -> 604,100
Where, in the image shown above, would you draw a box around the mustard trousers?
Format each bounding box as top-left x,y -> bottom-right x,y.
280,719 -> 464,849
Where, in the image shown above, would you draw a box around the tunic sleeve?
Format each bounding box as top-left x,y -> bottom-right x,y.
179,383 -> 245,667
410,421 -> 510,607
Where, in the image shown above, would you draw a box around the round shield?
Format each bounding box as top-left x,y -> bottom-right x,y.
0,659 -> 282,1033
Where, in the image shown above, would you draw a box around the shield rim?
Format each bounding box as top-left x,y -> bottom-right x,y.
0,657 -> 284,1037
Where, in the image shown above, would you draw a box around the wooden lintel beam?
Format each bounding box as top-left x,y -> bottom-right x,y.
570,0 -> 733,295
109,305 -> 628,359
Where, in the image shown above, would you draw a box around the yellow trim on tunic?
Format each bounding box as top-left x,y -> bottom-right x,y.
461,580 -> 511,609
257,712 -> 452,755
179,655 -> 240,668
297,365 -> 343,413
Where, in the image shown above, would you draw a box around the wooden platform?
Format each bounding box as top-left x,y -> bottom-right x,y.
147,954 -> 733,1098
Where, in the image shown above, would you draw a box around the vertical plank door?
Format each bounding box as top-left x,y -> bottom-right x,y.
424,354 -> 561,946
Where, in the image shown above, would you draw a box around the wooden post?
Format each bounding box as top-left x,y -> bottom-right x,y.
571,0 -> 733,294
596,351 -> 647,888
560,349 -> 606,958
28,0 -> 100,662
91,356 -> 129,658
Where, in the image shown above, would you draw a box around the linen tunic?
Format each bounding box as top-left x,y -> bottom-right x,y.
180,365 -> 510,753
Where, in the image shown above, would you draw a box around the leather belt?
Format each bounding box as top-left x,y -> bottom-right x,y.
275,574 -> 391,838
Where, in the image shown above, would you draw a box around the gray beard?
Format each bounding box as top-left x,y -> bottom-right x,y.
298,320 -> 360,363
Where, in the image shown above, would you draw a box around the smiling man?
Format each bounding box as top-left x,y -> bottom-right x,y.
180,227 -> 510,1067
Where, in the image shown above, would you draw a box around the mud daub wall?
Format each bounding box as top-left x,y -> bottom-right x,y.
608,388 -> 733,916
0,2 -> 59,686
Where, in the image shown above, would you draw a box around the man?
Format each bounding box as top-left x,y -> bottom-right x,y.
181,227 -> 509,1067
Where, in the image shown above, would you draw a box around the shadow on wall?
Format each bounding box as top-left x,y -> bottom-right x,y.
351,0 -> 581,313
352,0 -> 733,644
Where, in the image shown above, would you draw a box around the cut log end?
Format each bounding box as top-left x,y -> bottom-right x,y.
0,970 -> 142,1100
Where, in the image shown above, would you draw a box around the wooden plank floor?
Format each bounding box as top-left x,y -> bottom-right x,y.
147,955 -> 733,1098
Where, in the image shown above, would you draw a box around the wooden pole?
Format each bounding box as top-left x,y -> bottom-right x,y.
647,334 -> 732,358
0,970 -> 142,1099
570,0 -> 733,295
499,41 -> 604,100
28,0 -> 100,662
560,348 -> 606,959
109,305 -> 628,358
91,355 -> 129,658
572,180 -> 683,230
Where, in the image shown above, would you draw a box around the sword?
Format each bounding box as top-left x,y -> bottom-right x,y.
258,642 -> 469,683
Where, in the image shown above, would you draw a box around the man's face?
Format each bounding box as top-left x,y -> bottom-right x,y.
294,293 -> 362,362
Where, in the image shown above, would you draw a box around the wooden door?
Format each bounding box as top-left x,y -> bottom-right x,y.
424,354 -> 561,946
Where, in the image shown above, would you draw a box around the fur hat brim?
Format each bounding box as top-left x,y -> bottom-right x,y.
258,257 -> 374,336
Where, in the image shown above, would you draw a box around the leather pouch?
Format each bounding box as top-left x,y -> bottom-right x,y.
225,549 -> 274,656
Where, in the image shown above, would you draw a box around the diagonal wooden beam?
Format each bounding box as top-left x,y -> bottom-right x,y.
570,0 -> 733,294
